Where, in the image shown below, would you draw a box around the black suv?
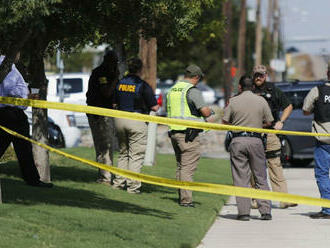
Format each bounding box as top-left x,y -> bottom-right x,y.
275,80 -> 325,166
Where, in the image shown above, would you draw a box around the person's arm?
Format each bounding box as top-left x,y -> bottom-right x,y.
302,87 -> 317,116
273,104 -> 293,130
222,119 -> 229,125
150,104 -> 160,112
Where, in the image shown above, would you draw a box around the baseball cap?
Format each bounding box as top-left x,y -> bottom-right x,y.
185,64 -> 205,78
253,65 -> 267,75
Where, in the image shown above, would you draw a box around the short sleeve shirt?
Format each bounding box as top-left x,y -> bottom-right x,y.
303,84 -> 330,144
223,91 -> 274,131
179,79 -> 207,117
142,81 -> 158,109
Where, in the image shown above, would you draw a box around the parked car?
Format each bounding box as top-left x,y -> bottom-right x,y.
47,73 -> 90,128
196,82 -> 217,105
155,79 -> 174,116
25,109 -> 81,148
275,80 -> 325,166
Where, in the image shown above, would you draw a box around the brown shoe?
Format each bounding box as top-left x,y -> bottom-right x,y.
310,212 -> 330,219
280,203 -> 298,209
251,199 -> 258,209
96,179 -> 111,185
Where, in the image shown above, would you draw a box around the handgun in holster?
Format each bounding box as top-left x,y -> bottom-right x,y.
185,128 -> 203,143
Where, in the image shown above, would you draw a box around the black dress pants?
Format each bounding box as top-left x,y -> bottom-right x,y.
0,107 -> 40,183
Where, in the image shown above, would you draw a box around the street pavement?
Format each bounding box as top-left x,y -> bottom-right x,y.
198,167 -> 330,248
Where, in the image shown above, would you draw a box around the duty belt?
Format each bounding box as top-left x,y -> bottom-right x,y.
232,131 -> 262,139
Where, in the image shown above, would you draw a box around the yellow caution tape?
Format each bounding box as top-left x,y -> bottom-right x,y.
1,124 -> 330,208
1,96 -> 330,137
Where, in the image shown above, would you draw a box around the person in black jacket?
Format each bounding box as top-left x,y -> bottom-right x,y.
86,50 -> 119,185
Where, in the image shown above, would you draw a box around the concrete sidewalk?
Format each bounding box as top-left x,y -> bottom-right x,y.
198,167 -> 330,248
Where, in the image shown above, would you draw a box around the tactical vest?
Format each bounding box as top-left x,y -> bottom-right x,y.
314,85 -> 330,123
254,82 -> 280,122
116,75 -> 146,113
167,81 -> 203,131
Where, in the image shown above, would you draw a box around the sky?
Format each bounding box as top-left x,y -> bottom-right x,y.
247,0 -> 330,55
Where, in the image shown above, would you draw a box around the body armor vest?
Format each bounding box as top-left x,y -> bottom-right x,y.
314,85 -> 330,123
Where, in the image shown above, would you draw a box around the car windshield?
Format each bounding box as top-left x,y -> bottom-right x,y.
56,78 -> 83,94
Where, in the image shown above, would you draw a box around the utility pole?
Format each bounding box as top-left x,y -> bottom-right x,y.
237,0 -> 247,78
266,0 -> 274,43
139,37 -> 157,166
273,0 -> 279,59
56,50 -> 65,102
255,0 -> 263,66
222,0 -> 233,103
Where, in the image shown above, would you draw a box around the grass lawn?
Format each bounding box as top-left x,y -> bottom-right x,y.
0,147 -> 232,248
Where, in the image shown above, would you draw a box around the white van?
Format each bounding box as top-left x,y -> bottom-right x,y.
46,73 -> 90,128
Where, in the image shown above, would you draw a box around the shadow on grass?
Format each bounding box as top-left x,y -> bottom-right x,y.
141,183 -> 175,194
1,161 -> 98,183
1,178 -> 174,219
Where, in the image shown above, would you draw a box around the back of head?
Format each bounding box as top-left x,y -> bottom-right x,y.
128,58 -> 143,74
103,50 -> 118,65
239,75 -> 253,91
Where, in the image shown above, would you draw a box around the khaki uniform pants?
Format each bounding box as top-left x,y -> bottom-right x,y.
266,133 -> 288,195
230,137 -> 271,215
87,115 -> 114,182
171,133 -> 201,204
113,118 -> 147,193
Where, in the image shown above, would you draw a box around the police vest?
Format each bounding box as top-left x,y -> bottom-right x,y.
254,82 -> 280,122
167,81 -> 203,131
116,75 -> 146,113
314,85 -> 330,123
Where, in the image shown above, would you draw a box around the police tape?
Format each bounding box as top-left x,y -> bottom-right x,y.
1,96 -> 330,137
1,124 -> 330,208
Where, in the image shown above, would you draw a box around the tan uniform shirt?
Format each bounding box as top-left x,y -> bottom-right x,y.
302,83 -> 330,144
223,91 -> 274,130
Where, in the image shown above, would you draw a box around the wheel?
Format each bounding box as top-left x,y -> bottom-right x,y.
48,125 -> 65,148
56,128 -> 65,148
290,159 -> 313,167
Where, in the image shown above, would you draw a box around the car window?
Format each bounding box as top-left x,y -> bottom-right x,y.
56,78 -> 83,94
283,90 -> 309,109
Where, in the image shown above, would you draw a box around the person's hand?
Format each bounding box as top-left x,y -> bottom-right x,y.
273,121 -> 284,130
28,93 -> 40,100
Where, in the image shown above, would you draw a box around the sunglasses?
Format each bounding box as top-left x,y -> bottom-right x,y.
254,73 -> 266,78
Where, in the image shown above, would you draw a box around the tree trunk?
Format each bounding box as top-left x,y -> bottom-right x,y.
139,37 -> 157,91
237,0 -> 247,79
114,42 -> 127,79
255,0 -> 263,66
139,36 -> 157,166
0,179 -> 2,203
27,42 -> 50,182
222,0 -> 233,103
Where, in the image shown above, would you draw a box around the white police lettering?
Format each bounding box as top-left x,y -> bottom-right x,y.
324,95 -> 330,103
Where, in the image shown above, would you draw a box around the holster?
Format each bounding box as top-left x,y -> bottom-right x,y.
185,128 -> 203,143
